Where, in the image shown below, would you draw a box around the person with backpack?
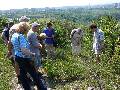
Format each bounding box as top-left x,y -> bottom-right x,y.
8,16 -> 30,58
11,22 -> 47,90
1,22 -> 14,45
71,28 -> 83,57
90,24 -> 104,63
7,16 -> 30,84
43,22 -> 56,59
1,23 -> 9,45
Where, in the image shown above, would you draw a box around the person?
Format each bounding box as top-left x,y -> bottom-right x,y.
8,16 -> 30,84
11,22 -> 47,90
1,22 -> 14,45
38,33 -> 47,59
43,22 -> 56,58
1,23 -> 9,45
90,24 -> 104,63
27,22 -> 42,71
70,28 -> 83,56
19,15 -> 30,22
8,16 -> 30,58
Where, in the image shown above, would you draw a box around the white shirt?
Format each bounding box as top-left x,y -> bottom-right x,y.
93,28 -> 104,51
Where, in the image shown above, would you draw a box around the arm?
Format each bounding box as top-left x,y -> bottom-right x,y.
46,36 -> 54,38
28,33 -> 42,49
21,48 -> 35,56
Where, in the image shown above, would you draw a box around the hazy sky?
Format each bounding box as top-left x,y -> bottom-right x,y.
0,0 -> 120,10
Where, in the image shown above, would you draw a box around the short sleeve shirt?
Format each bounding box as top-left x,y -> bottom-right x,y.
43,28 -> 55,45
11,33 -> 30,58
93,29 -> 104,51
27,30 -> 40,55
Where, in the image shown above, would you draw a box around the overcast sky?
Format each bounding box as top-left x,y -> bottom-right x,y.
0,0 -> 120,10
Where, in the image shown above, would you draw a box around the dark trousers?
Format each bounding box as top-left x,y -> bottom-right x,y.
15,56 -> 47,90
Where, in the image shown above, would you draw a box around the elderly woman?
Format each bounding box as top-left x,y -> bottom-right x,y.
11,22 -> 47,90
8,16 -> 30,84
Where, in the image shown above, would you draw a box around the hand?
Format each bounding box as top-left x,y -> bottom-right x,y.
40,44 -> 42,48
91,49 -> 94,52
39,44 -> 42,49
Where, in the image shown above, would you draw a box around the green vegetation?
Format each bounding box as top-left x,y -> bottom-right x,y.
0,38 -> 14,90
0,8 -> 120,89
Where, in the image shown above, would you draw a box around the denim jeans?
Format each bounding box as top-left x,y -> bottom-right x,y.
15,56 -> 47,90
34,54 -> 42,68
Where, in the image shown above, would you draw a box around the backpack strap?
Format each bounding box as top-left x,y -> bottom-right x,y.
17,35 -> 22,53
71,30 -> 76,38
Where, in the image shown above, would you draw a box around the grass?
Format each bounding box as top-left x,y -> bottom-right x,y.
43,47 -> 120,90
0,38 -> 14,90
0,37 -> 120,90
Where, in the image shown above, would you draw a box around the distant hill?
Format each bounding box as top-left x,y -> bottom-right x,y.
0,2 -> 120,24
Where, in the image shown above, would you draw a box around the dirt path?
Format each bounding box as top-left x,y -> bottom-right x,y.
10,71 -> 52,90
10,71 -> 23,90
10,71 -> 38,90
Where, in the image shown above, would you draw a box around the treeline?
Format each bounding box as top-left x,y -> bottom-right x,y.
0,7 -> 120,24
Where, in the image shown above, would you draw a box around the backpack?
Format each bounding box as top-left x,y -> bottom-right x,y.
71,30 -> 77,38
7,35 -> 21,58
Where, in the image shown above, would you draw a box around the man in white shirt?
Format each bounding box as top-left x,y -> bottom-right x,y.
90,24 -> 104,63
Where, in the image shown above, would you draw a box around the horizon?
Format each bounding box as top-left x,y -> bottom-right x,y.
0,0 -> 120,10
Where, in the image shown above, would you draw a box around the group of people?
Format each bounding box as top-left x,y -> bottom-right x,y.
1,16 -> 57,90
71,24 -> 104,62
1,15 -> 104,90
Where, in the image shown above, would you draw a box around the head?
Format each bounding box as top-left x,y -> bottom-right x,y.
31,22 -> 40,32
47,22 -> 52,29
77,28 -> 82,34
9,21 -> 14,28
16,22 -> 30,34
19,16 -> 29,22
3,22 -> 9,28
90,23 -> 97,32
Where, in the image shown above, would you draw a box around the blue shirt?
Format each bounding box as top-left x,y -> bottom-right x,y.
43,28 -> 55,45
11,33 -> 30,58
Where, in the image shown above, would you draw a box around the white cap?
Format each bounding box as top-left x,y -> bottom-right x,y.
32,22 -> 40,27
19,16 -> 29,22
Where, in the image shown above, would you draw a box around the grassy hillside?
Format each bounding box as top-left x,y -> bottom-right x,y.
0,15 -> 120,89
0,38 -> 14,90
